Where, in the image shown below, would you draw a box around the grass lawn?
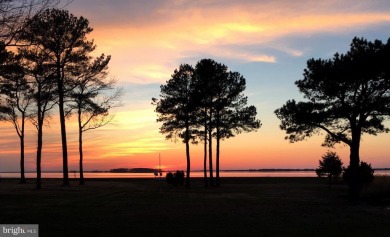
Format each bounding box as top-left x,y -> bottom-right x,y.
1,177 -> 390,237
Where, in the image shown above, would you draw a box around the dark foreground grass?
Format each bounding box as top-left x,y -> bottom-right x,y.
1,177 -> 390,237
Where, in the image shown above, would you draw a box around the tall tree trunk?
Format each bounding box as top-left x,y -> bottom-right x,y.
36,109 -> 43,190
15,112 -> 27,184
36,125 -> 42,190
216,127 -> 220,187
78,108 -> 84,185
57,75 -> 69,186
215,110 -> 221,187
203,119 -> 208,187
208,126 -> 214,186
348,128 -> 361,200
185,140 -> 190,188
185,119 -> 191,188
19,134 -> 26,184
19,116 -> 26,184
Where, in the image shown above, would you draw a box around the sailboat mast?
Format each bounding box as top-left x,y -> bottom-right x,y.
158,153 -> 162,177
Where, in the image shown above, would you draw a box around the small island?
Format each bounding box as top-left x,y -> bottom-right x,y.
110,168 -> 157,173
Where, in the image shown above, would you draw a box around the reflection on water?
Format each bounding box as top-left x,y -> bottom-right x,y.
1,170 -> 390,178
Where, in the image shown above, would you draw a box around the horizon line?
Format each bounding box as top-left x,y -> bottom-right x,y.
2,167 -> 390,173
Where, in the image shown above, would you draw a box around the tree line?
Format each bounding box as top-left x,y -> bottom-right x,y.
153,59 -> 262,188
155,37 -> 390,201
0,2 -> 121,189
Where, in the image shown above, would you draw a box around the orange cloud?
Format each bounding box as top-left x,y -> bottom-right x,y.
83,2 -> 390,85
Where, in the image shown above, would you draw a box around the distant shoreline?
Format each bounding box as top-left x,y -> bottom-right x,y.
1,168 -> 390,173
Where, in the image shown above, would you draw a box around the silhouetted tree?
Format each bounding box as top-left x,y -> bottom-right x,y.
1,3 -> 61,180
0,46 -> 33,183
20,8 -> 95,186
153,64 -> 196,188
193,59 -> 222,187
315,151 -> 343,188
0,0 -> 62,46
210,69 -> 261,187
155,59 -> 261,188
18,44 -> 57,189
193,59 -> 261,187
275,37 -> 390,200
68,54 -> 122,185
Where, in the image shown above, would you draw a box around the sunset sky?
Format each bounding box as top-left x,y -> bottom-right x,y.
1,0 -> 390,172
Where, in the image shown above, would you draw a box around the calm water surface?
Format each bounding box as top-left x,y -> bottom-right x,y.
1,170 -> 390,178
